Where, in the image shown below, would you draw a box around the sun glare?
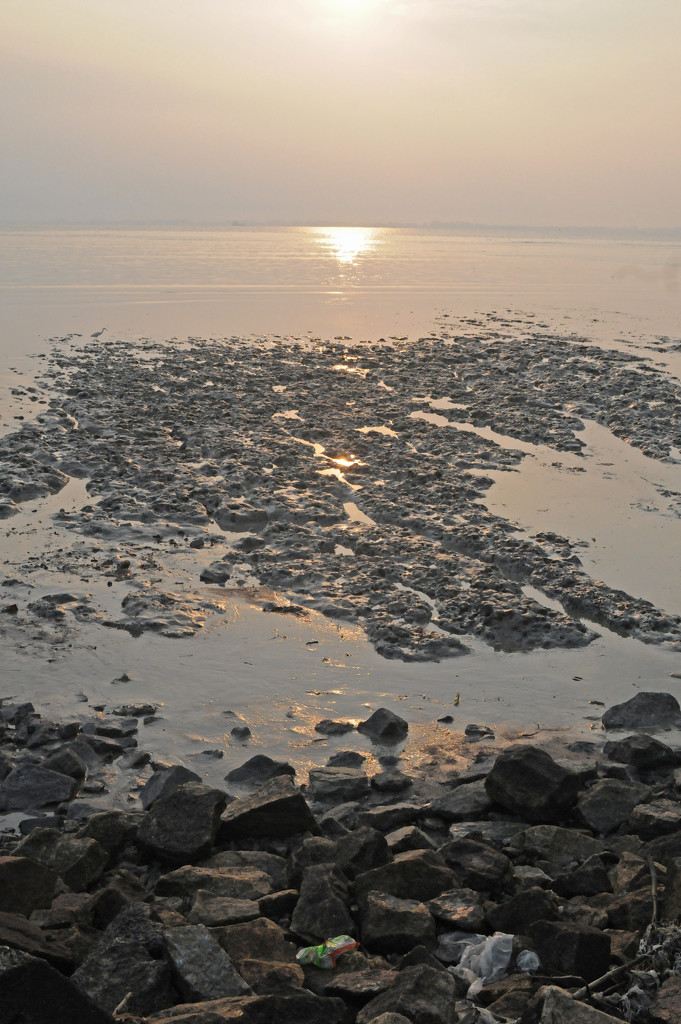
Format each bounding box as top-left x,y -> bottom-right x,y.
312,226 -> 380,265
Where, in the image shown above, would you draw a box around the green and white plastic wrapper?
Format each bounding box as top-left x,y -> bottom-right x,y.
296,935 -> 360,969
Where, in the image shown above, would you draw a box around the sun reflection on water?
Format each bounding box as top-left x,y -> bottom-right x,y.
311,226 -> 381,266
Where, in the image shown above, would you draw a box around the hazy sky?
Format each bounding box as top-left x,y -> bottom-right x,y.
2,0 -> 680,227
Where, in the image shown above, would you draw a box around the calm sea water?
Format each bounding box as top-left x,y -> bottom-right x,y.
1,226 -> 680,366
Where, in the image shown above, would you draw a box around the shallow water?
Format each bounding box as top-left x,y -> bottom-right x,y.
1,225 -> 681,804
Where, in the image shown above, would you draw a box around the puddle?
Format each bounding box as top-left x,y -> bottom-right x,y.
343,501 -> 376,526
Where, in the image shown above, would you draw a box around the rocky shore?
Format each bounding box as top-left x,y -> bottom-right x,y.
3,691 -> 681,1023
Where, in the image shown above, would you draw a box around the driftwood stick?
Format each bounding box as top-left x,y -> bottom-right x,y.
648,855 -> 659,928
572,954 -> 648,1001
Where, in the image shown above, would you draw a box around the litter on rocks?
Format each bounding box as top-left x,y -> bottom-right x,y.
295,935 -> 360,969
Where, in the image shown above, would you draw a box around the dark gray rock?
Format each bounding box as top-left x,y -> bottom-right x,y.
553,855 -> 613,898
315,719 -> 355,736
14,828 -> 108,890
0,855 -> 58,915
155,864 -> 275,902
387,825 -> 435,855
484,745 -> 580,823
72,937 -> 174,1015
575,779 -> 650,835
360,891 -> 436,952
41,746 -> 88,779
356,964 -> 457,1024
225,754 -> 296,786
147,991 -> 347,1024
0,763 -> 78,810
357,708 -> 408,744
0,946 -> 113,1024
354,849 -> 457,904
290,864 -> 354,944
327,750 -> 366,768
437,838 -> 512,895
308,766 -> 370,802
370,770 -> 414,794
137,782 -> 226,863
602,692 -> 681,730
486,887 -> 559,934
429,780 -> 492,822
77,810 -> 140,859
187,891 -> 261,927
219,775 -> 319,840
287,836 -> 337,887
335,825 -> 391,879
630,799 -> 681,839
201,850 -> 288,891
163,924 -> 251,1001
508,824 -> 606,874
358,802 -> 422,832
139,764 -> 201,809
528,920 -> 611,982
427,888 -> 486,931
604,733 -> 681,769
0,911 -> 73,972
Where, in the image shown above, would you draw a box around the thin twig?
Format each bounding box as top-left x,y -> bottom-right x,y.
572,954 -> 648,1001
648,856 -> 659,928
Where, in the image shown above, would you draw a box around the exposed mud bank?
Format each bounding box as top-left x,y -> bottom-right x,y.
1,317 -> 680,667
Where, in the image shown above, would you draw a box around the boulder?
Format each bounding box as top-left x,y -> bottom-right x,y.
187,892 -> 261,927
359,803 -> 422,832
386,826 -> 435,855
535,984 -> 624,1022
528,921 -> 611,982
290,864 -> 355,944
355,849 -> 457,904
77,810 -> 140,859
486,887 -> 559,934
155,865 -> 275,901
219,776 -> 319,840
214,916 -> 298,968
604,733 -> 681,770
508,825 -> 605,874
140,764 -> 201,809
41,746 -> 88,779
335,826 -> 391,879
163,924 -> 251,1001
0,856 -> 58,915
224,754 -> 295,787
648,973 -> 681,1024
308,766 -> 370,802
0,946 -> 112,1024
484,746 -> 580,823
356,964 -> 457,1024
575,780 -> 650,835
145,991 -> 347,1024
427,888 -> 486,931
360,891 -> 436,952
137,782 -> 227,863
202,850 -> 288,890
429,780 -> 492,822
0,763 -> 78,810
437,838 -> 512,894
15,829 -> 108,890
287,837 -> 336,887
72,937 -> 175,1015
371,771 -> 414,794
357,708 -> 409,744
0,911 -> 73,971
602,692 -> 681,731
630,799 -> 681,839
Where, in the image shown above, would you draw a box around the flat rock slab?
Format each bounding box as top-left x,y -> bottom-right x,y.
164,924 -> 251,1001
484,745 -> 580,823
0,763 -> 78,810
145,991 -> 347,1023
0,911 -> 73,972
155,865 -> 275,901
219,775 -> 319,839
308,766 -> 370,802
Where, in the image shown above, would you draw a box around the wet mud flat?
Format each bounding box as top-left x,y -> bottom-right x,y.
1,314 -> 680,667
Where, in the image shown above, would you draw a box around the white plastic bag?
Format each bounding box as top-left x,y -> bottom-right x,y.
458,932 -> 514,996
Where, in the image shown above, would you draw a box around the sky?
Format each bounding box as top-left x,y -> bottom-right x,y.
2,0 -> 680,228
